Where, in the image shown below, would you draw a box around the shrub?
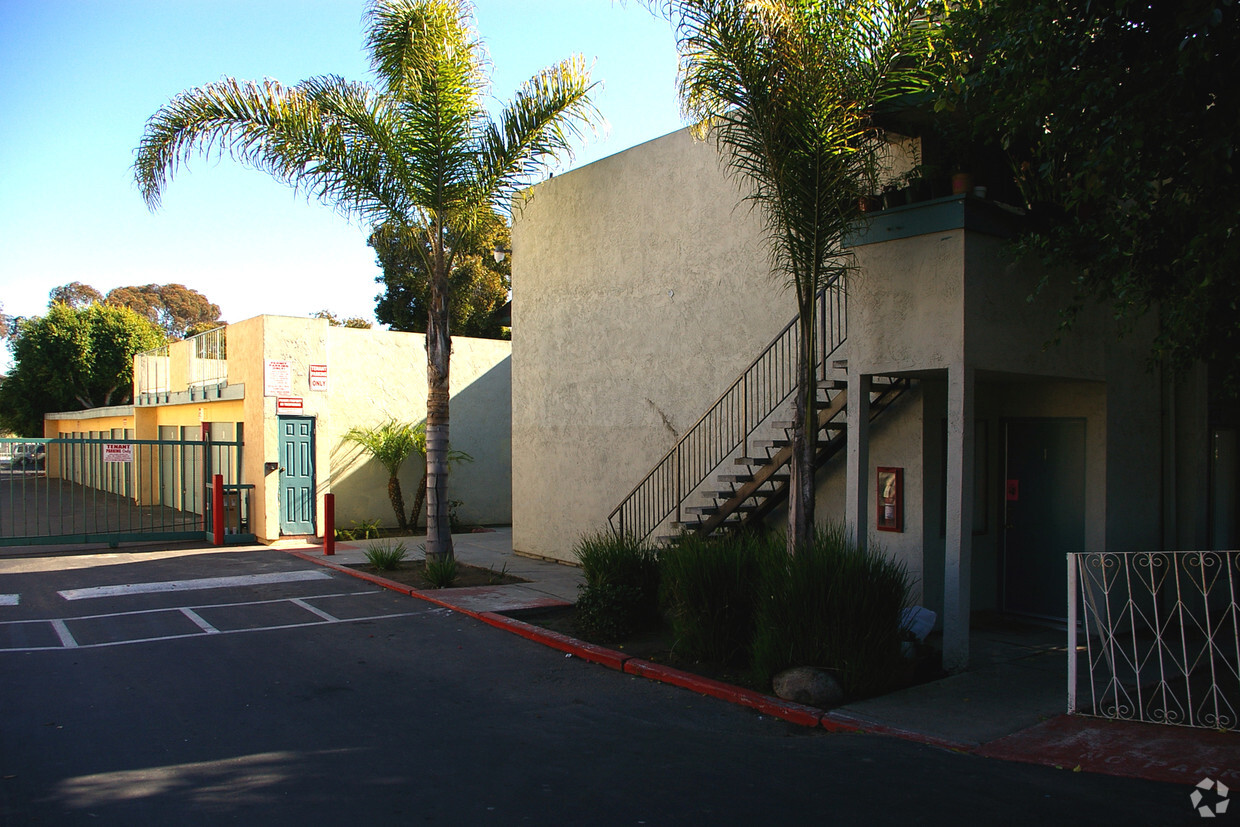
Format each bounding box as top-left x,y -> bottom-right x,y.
750,523 -> 910,699
424,554 -> 459,588
572,531 -> 660,642
659,531 -> 781,665
351,518 -> 382,540
365,539 -> 407,570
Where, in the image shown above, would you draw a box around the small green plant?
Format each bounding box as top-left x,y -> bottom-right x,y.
487,562 -> 510,585
572,530 -> 660,642
424,554 -> 458,588
365,539 -> 408,570
447,499 -> 464,534
350,518 -> 382,539
334,528 -> 355,541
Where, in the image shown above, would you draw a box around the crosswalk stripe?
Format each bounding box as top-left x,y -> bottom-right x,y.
58,570 -> 333,601
0,595 -> 18,606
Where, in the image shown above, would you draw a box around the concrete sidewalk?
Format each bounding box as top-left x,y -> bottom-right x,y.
275,528 -> 1235,787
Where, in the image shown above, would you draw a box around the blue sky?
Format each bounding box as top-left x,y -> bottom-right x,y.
0,0 -> 684,359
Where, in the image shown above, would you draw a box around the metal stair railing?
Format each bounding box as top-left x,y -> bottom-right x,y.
608,276 -> 847,541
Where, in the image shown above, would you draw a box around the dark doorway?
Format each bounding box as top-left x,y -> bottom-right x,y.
1002,418 -> 1086,619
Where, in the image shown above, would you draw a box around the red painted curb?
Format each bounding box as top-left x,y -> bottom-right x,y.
479,613 -> 632,671
623,658 -> 824,727
822,712 -> 975,752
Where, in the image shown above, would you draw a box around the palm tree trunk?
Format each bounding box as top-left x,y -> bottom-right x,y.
425,248 -> 454,564
787,294 -> 818,555
410,471 -> 428,530
388,475 -> 408,531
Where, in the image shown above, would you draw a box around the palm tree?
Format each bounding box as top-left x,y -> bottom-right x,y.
135,0 -> 599,563
342,419 -> 424,531
651,0 -> 932,552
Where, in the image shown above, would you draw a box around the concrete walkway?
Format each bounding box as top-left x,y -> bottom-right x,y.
276,527 -> 1238,788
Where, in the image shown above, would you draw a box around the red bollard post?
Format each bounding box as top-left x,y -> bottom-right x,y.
212,474 -> 224,546
324,493 -> 335,556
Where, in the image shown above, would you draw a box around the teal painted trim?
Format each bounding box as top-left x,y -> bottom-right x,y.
844,194 -> 1024,248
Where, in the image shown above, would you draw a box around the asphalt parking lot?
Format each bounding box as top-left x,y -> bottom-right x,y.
0,546 -> 1197,825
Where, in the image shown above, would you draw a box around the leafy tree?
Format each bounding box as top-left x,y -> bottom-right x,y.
185,320 -> 226,338
0,303 -> 165,435
938,0 -> 1240,391
652,0 -> 932,552
371,211 -> 511,339
49,282 -> 104,309
311,310 -> 373,329
106,283 -> 222,340
134,0 -> 598,563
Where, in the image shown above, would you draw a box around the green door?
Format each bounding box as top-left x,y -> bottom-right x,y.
1002,418 -> 1086,619
278,416 -> 315,535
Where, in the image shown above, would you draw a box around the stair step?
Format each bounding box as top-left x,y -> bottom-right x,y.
750,439 -> 788,450
718,471 -> 789,484
685,503 -> 758,516
734,456 -> 776,466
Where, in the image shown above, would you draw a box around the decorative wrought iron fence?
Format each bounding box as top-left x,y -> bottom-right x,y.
608,277 -> 847,542
1069,550 -> 1240,730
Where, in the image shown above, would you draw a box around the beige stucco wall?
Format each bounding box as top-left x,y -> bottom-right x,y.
324,325 -> 512,532
511,127 -> 795,562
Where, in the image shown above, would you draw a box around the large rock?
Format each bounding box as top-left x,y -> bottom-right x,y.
772,667 -> 844,708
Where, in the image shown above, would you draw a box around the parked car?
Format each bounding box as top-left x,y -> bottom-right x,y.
2,444 -> 46,471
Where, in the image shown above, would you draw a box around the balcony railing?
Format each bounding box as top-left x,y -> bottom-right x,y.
135,326 -> 228,402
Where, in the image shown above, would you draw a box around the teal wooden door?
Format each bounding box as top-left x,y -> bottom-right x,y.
278,416 -> 315,535
1002,418 -> 1085,619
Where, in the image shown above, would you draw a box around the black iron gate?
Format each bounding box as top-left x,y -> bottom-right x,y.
0,433 -> 251,547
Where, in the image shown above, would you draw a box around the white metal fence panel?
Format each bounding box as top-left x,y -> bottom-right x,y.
1069,550 -> 1240,730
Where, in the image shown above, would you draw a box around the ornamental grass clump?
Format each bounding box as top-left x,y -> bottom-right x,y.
659,531 -> 782,665
572,530 -> 661,643
750,523 -> 911,699
364,539 -> 408,570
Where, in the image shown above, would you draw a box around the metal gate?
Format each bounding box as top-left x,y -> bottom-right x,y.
0,433 -> 251,547
1069,550 -> 1240,730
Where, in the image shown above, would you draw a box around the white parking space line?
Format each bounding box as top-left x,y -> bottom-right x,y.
290,598 -> 340,623
50,619 -> 78,648
0,595 -> 18,606
58,570 -> 333,601
0,590 -> 421,652
180,608 -> 220,634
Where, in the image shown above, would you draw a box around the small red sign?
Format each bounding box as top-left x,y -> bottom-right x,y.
1006,479 -> 1019,501
276,397 -> 304,412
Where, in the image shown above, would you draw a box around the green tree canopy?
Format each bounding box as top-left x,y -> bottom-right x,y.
106,283 -> 223,340
134,0 -> 598,563
49,282 -> 104,309
939,0 -> 1240,390
0,303 -> 166,435
312,310 -> 373,329
371,211 -> 510,340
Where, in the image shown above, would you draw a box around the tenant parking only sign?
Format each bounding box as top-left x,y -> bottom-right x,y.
103,443 -> 134,463
264,360 -> 292,397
